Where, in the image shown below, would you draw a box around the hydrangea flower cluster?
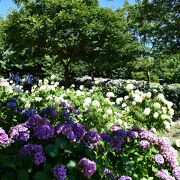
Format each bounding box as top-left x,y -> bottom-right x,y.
52,165 -> 67,180
40,105 -> 57,118
34,124 -> 54,140
9,124 -> 30,142
0,127 -> 9,144
78,157 -> 97,178
154,154 -> 164,165
19,144 -> 46,165
22,108 -> 37,117
56,122 -> 86,142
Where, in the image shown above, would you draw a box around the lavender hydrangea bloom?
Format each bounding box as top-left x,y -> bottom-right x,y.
139,130 -> 158,144
154,154 -> 164,165
139,140 -> 150,149
110,125 -> 121,132
53,165 -> 67,180
172,167 -> 180,180
156,169 -> 170,180
79,158 -> 97,178
158,138 -> 178,168
0,127 -> 9,145
25,114 -> 50,128
9,124 -> 30,142
34,152 -> 46,165
110,136 -> 125,152
119,176 -> 132,180
34,124 -> 54,140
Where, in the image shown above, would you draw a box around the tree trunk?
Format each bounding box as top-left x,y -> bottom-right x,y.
64,64 -> 71,88
147,69 -> 150,87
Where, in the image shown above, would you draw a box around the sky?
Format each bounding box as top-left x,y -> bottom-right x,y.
0,0 -> 135,17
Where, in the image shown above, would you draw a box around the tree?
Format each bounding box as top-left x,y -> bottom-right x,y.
2,0 -> 139,86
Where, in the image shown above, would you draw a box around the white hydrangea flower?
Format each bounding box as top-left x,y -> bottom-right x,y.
84,97 -> 92,104
106,92 -> 115,98
44,79 -> 49,85
146,92 -> 152,98
116,119 -> 123,125
38,79 -> 42,84
157,93 -> 165,101
132,101 -> 136,105
164,121 -> 171,130
71,84 -> 75,88
106,108 -> 113,115
103,114 -> 108,119
116,97 -> 123,105
89,128 -> 98,132
153,102 -> 161,109
121,103 -> 127,108
161,114 -> 170,120
126,84 -> 134,91
25,102 -> 31,109
92,100 -> 100,107
35,97 -> 42,102
79,85 -> 84,90
165,100 -> 173,107
124,96 -> 129,100
143,108 -> 151,115
51,75 -> 56,80
134,94 -> 142,103
151,128 -> 156,133
153,112 -> 159,119
175,139 -> 180,148
162,107 -> 167,114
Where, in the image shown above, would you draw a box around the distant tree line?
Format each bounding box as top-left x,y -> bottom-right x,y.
0,0 -> 179,86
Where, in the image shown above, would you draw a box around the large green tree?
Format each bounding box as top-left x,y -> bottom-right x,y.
2,0 -> 139,86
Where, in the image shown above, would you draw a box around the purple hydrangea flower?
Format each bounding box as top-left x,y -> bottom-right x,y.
119,176 -> 132,180
19,144 -> 43,155
172,166 -> 180,180
154,154 -> 164,165
0,127 -> 9,145
56,123 -> 76,141
9,124 -> 30,142
116,129 -> 128,137
72,123 -> 86,139
110,125 -> 121,132
139,130 -> 158,144
83,131 -> 101,144
128,130 -> 139,139
34,152 -> 46,165
34,124 -> 54,140
25,114 -> 50,128
104,168 -> 116,179
79,158 -> 96,178
73,109 -> 80,115
53,165 -> 67,180
156,169 -> 170,180
110,135 -> 125,152
139,140 -> 150,149
158,138 -> 178,168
